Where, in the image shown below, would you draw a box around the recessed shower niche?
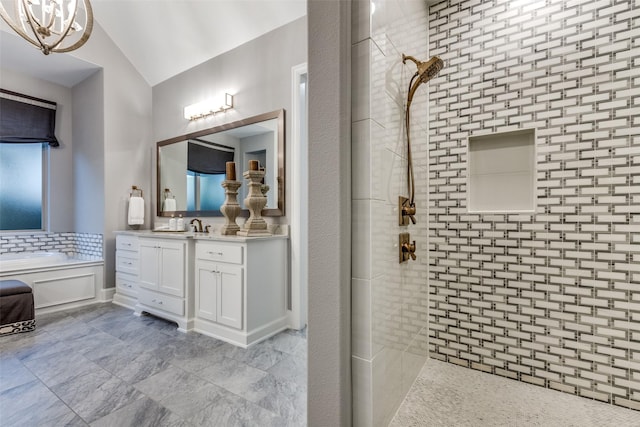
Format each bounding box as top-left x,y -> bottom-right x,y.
468,129 -> 536,212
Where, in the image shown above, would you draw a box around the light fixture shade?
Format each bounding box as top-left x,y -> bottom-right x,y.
184,93 -> 234,121
0,0 -> 94,55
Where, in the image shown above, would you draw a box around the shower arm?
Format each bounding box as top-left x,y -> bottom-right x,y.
401,54 -> 444,216
405,75 -> 417,208
403,55 -> 422,111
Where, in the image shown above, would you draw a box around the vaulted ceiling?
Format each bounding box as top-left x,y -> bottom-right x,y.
0,0 -> 307,87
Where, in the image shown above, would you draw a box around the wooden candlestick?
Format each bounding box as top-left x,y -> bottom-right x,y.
249,160 -> 259,171
237,169 -> 271,236
220,180 -> 242,235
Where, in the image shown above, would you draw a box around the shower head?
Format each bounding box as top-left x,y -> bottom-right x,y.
403,54 -> 444,107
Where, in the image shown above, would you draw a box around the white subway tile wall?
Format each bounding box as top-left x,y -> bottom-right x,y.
351,0 -> 433,425
0,232 -> 103,259
428,0 -> 640,410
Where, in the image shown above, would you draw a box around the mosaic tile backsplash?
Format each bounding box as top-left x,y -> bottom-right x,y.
428,0 -> 640,410
0,232 -> 103,259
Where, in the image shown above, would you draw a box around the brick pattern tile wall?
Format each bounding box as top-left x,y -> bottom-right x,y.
0,232 -> 103,259
427,0 -> 640,410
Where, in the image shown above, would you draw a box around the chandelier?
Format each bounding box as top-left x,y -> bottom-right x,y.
0,0 -> 93,55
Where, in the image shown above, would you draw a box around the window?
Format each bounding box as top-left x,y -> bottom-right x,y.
0,89 -> 57,232
186,171 -> 226,211
0,143 -> 45,230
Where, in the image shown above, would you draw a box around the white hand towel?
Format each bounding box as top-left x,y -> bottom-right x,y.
128,196 -> 145,225
163,198 -> 176,212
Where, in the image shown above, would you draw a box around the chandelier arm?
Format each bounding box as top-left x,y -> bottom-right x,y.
20,0 -> 43,30
51,0 -> 92,53
44,1 -> 57,32
50,0 -> 79,49
19,0 -> 51,51
0,2 -> 41,49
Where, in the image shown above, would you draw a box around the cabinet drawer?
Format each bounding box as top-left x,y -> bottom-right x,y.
116,235 -> 139,251
116,272 -> 138,297
116,252 -> 139,275
138,288 -> 184,316
196,243 -> 243,264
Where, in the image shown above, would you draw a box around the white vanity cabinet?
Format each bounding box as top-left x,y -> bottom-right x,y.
138,239 -> 185,297
113,234 -> 140,309
194,237 -> 287,347
135,236 -> 194,331
195,260 -> 243,329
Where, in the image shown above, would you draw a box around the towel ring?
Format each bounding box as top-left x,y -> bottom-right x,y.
130,186 -> 143,198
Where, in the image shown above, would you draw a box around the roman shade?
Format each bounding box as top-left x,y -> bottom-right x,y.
0,89 -> 59,147
187,141 -> 234,174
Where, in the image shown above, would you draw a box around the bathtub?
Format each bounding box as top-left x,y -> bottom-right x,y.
0,251 -> 105,314
0,251 -> 70,271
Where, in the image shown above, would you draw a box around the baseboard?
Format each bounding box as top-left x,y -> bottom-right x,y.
100,287 -> 116,302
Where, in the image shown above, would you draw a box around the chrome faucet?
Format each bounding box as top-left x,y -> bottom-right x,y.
190,218 -> 203,232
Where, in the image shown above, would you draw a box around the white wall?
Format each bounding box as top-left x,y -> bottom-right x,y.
159,142 -> 188,210
72,71 -> 104,235
240,132 -> 275,207
71,22 -> 153,288
0,69 -> 75,232
307,1 -> 353,425
152,17 -> 307,226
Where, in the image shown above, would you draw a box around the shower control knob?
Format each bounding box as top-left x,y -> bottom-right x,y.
402,204 -> 417,225
399,233 -> 417,263
402,241 -> 417,261
398,196 -> 417,226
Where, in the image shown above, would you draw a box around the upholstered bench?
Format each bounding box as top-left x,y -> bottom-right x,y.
0,280 -> 36,335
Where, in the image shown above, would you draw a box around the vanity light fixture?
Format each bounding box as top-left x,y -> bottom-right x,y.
184,93 -> 234,121
0,0 -> 93,55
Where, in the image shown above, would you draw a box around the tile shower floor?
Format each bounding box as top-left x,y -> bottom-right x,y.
0,303 -> 306,426
391,358 -> 640,427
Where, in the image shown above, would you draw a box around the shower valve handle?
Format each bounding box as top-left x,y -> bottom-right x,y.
402,204 -> 417,225
402,241 -> 417,261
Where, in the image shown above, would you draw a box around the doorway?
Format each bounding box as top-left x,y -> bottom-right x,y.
290,63 -> 308,329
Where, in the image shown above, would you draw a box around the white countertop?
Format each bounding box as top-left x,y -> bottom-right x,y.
114,229 -> 288,242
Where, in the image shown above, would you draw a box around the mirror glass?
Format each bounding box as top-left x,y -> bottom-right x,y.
157,109 -> 285,217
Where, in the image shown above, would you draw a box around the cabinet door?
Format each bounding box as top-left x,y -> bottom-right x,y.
217,264 -> 243,329
138,241 -> 159,290
158,241 -> 185,297
195,260 -> 218,322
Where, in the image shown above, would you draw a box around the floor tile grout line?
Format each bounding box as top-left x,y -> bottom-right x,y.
16,354 -> 89,425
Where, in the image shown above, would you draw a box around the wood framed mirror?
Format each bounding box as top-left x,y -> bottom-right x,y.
157,109 -> 285,217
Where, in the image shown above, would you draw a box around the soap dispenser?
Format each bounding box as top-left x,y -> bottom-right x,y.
177,214 -> 184,231
169,214 -> 176,231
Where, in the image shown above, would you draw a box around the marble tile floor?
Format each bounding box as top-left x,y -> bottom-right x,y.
0,303 -> 307,426
390,358 -> 640,427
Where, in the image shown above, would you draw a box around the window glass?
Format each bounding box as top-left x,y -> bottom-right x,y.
186,171 -> 225,211
0,143 -> 43,230
199,173 -> 225,211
